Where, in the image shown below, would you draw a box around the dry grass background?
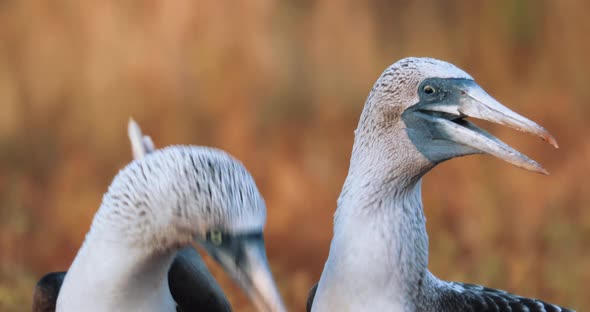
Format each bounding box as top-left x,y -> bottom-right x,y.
0,0 -> 589,311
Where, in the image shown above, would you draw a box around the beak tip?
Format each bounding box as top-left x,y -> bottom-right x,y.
538,128 -> 558,149
547,135 -> 559,149
535,166 -> 550,175
526,162 -> 549,175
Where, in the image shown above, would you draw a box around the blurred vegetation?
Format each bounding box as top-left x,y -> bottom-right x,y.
0,0 -> 589,311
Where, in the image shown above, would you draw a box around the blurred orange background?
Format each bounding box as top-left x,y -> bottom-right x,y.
0,1 -> 588,311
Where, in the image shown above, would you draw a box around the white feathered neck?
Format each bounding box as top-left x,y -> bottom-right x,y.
57,146 -> 265,312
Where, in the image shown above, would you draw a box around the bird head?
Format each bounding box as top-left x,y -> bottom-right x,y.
127,120 -> 286,312
185,150 -> 286,312
355,57 -> 557,177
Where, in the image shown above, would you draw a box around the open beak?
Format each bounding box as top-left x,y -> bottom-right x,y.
415,79 -> 557,174
201,234 -> 286,312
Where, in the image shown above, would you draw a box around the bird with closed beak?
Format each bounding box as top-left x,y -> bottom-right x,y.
52,120 -> 286,312
33,120 -> 234,312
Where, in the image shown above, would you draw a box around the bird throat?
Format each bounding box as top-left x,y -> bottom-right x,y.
315,158 -> 431,310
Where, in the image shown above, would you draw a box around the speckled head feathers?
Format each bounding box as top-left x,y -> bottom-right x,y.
355,58 -> 474,144
367,57 -> 472,110
348,57 -> 477,189
92,146 -> 266,248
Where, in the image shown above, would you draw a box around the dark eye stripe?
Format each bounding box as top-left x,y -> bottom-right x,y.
207,230 -> 263,244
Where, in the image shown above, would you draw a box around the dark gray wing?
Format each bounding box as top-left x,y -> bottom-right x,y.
170,247 -> 231,312
305,282 -> 318,312
32,247 -> 231,312
304,280 -> 574,312
32,272 -> 65,312
436,282 -> 575,312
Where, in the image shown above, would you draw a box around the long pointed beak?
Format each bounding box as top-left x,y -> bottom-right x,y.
415,80 -> 557,174
201,234 -> 287,312
238,240 -> 287,312
458,84 -> 558,148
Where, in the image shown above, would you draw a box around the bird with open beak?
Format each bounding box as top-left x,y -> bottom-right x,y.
308,57 -> 572,311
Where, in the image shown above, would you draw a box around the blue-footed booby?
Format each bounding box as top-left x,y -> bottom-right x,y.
49,120 -> 285,312
33,120 -> 232,311
129,121 -> 233,311
308,58 -> 573,311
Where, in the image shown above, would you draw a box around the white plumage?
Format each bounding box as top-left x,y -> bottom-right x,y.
57,122 -> 284,312
310,57 -> 571,312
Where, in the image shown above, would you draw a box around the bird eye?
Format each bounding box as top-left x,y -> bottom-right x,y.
209,229 -> 223,246
423,85 -> 435,94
